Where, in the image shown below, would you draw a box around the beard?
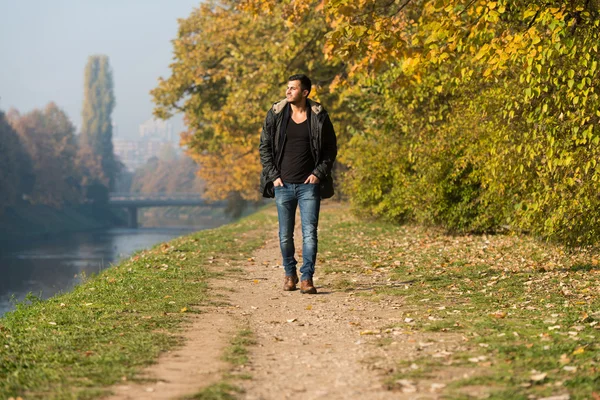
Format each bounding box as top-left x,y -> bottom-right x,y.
287,94 -> 304,105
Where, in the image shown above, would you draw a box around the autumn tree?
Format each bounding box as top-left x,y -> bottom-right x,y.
320,0 -> 600,245
9,103 -> 81,207
0,110 -> 34,213
154,0 -> 600,245
80,55 -> 118,191
129,154 -> 204,195
152,0 -> 347,203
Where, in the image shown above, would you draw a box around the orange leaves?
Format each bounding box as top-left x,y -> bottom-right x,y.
193,143 -> 262,201
153,0 -> 342,202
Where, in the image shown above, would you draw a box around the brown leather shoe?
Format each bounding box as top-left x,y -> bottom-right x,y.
300,279 -> 317,294
283,274 -> 299,291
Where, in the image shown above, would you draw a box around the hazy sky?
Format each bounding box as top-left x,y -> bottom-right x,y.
0,0 -> 200,138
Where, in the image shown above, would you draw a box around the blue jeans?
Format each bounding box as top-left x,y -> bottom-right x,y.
274,183 -> 321,281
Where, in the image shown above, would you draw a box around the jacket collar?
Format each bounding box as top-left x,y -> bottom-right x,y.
273,98 -> 323,115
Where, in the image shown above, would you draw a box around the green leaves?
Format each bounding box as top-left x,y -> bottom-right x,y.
325,0 -> 600,245
152,0 -> 600,245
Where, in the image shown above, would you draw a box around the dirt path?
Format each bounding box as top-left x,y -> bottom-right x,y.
105,205 -> 479,399
105,311 -> 234,399
225,232 -> 406,399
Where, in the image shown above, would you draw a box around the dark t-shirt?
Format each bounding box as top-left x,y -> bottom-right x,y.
280,119 -> 314,183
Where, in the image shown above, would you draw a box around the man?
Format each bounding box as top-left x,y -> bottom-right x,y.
259,74 -> 337,294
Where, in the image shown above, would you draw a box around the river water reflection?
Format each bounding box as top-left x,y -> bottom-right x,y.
0,226 -> 206,316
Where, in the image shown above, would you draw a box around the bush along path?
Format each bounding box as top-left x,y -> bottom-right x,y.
2,203 -> 600,399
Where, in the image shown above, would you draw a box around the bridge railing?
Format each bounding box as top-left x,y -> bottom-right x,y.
109,193 -> 205,201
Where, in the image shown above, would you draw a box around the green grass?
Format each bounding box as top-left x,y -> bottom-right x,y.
0,208 -> 276,399
318,205 -> 600,399
183,382 -> 243,400
223,328 -> 255,366
5,202 -> 599,399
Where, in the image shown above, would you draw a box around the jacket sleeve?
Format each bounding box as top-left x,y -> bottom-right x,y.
259,108 -> 280,182
312,114 -> 337,180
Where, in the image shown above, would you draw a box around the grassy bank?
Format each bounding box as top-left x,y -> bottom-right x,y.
3,202 -> 599,399
0,204 -> 125,242
0,207 -> 275,399
318,207 -> 600,399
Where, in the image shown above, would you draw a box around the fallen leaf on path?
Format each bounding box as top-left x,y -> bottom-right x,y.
430,383 -> 446,392
287,318 -> 297,323
395,379 -> 417,393
571,325 -> 585,331
530,372 -> 547,382
490,311 -> 507,319
548,325 -> 561,330
180,307 -> 188,313
360,330 -> 381,335
468,356 -> 488,363
538,395 -> 570,400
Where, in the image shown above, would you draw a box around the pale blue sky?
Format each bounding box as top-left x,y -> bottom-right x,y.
0,0 -> 200,138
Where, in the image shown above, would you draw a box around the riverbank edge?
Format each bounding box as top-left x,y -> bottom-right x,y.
0,204 -> 276,399
0,204 -> 126,243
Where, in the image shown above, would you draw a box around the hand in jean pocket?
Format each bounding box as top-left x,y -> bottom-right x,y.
303,174 -> 320,185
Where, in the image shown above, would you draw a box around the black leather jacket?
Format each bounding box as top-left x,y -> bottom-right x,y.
259,98 -> 337,198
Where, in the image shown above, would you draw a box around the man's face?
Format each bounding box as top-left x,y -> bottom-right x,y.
286,80 -> 307,104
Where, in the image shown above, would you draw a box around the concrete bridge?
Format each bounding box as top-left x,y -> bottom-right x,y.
108,193 -> 226,228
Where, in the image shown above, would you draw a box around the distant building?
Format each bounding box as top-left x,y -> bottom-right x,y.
139,118 -> 175,142
113,118 -> 182,172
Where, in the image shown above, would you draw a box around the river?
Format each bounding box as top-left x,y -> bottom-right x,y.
0,226 -> 209,317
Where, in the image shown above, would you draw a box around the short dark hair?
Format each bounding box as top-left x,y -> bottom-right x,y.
288,74 -> 311,95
